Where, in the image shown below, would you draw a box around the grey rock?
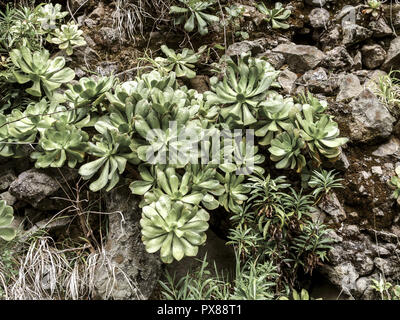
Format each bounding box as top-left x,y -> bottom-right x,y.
366,229 -> 399,243
278,69 -> 297,94
9,168 -> 78,208
322,46 -> 354,71
371,166 -> 383,175
93,186 -> 161,300
96,62 -> 119,76
364,70 -> 387,92
372,137 -> 400,157
72,46 -> 99,69
318,192 -> 346,223
342,21 -> 373,46
348,90 -> 395,143
305,0 -> 327,7
355,276 -> 378,300
353,51 -> 362,70
309,8 -> 330,29
258,50 -> 285,69
84,18 -> 97,28
98,27 -> 120,47
371,245 -> 391,257
322,262 -> 359,296
273,43 -> 325,73
354,253 -> 374,276
226,39 -> 269,56
382,37 -> 400,71
361,44 -> 386,69
300,67 -> 338,94
320,25 -> 341,51
369,18 -> 393,38
0,168 -> 16,191
374,257 -> 400,276
336,74 -> 362,102
341,224 -> 360,238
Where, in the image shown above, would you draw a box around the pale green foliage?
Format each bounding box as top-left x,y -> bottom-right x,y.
37,3 -> 68,30
154,45 -> 205,79
296,104 -> 348,163
10,47 -> 75,97
269,130 -> 306,172
141,195 -> 209,263
78,129 -> 138,192
374,70 -> 400,115
308,169 -> 344,198
0,200 -> 16,241
65,76 -> 115,108
371,276 -> 400,300
256,93 -> 296,146
389,166 -> 400,205
364,0 -> 382,17
216,172 -> 250,214
206,52 -> 280,126
31,122 -> 88,168
256,2 -> 291,29
47,22 -> 86,56
279,289 -> 321,300
170,0 -> 219,35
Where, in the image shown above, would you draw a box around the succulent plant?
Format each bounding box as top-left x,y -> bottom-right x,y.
217,171 -> 250,213
78,129 -> 139,192
221,137 -> 265,175
105,81 -> 139,110
65,76 -> 115,108
0,200 -> 16,241
140,195 -> 210,263
269,130 -> 306,172
36,3 -> 68,30
296,92 -> 328,118
207,53 -> 280,126
48,22 -> 86,55
256,93 -> 297,146
389,166 -> 400,205
154,45 -> 205,79
296,105 -> 348,163
256,2 -> 291,29
363,0 -> 382,17
187,164 -> 225,210
10,47 -> 75,97
170,0 -> 219,35
31,122 -> 88,168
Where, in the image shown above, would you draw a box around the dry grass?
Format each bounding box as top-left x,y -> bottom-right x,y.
112,0 -> 173,41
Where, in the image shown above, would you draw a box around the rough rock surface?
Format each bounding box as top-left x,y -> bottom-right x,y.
382,37 -> 400,71
347,90 -> 395,144
93,186 -> 162,300
272,43 -> 325,73
361,44 -> 386,70
322,46 -> 354,71
9,168 -> 78,208
342,22 -> 373,46
336,74 -> 362,102
309,8 -> 330,29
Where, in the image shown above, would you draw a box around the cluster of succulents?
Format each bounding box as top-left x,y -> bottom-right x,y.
0,1 -> 348,265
